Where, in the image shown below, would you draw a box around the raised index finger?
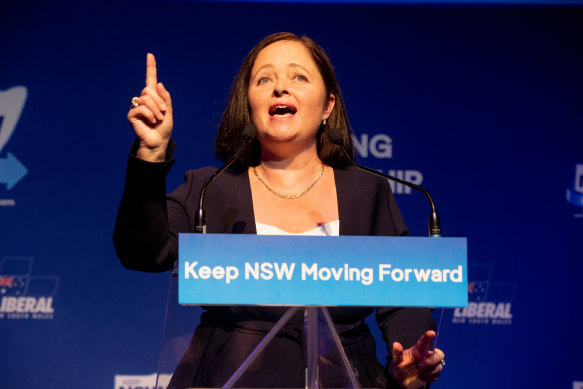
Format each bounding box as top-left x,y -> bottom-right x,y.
146,53 -> 158,88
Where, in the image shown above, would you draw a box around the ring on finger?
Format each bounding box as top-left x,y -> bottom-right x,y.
440,359 -> 446,366
131,96 -> 139,108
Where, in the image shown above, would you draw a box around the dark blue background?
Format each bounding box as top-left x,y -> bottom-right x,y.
1,1 -> 582,388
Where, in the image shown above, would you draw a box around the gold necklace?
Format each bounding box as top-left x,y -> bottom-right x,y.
252,164 -> 325,199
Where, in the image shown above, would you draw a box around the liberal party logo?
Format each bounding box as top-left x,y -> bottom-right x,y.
0,257 -> 58,320
452,263 -> 516,325
0,86 -> 28,192
566,164 -> 583,217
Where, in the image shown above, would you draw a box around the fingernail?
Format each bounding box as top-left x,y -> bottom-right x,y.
160,103 -> 167,111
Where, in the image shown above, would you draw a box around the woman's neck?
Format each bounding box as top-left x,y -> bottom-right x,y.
256,145 -> 324,194
258,135 -> 320,168
260,150 -> 320,170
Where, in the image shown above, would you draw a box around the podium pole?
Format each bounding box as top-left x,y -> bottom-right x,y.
320,308 -> 360,389
305,307 -> 319,389
222,307 -> 300,389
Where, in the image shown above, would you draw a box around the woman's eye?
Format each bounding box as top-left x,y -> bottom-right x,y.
295,74 -> 308,82
258,77 -> 271,84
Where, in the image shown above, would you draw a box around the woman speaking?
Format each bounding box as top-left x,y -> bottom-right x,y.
114,32 -> 445,389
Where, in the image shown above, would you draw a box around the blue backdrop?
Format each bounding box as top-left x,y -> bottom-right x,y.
1,1 -> 582,388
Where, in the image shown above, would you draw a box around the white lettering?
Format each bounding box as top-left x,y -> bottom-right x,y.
450,266 -> 463,282
379,264 -> 391,281
226,266 -> 238,284
184,261 -> 199,279
361,268 -> 373,286
274,263 -> 295,280
302,263 -> 318,280
369,134 -> 392,159
198,266 -> 211,279
404,268 -> 412,281
319,267 -> 331,281
404,170 -> 422,187
245,262 -> 295,280
212,266 -> 225,280
0,297 -> 54,313
387,169 -> 424,194
352,134 -> 369,158
303,263 -> 373,285
185,261 -> 239,283
442,269 -> 450,281
331,266 -> 343,280
391,268 -> 404,282
431,269 -> 443,282
245,262 -> 260,280
495,302 -> 512,319
0,198 -> 16,206
453,302 -> 513,319
260,262 -> 273,280
352,133 -> 393,159
413,269 -> 431,282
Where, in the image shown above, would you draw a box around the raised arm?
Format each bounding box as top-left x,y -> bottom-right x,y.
114,54 -> 180,272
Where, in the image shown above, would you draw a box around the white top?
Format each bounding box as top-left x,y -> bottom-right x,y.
255,220 -> 340,236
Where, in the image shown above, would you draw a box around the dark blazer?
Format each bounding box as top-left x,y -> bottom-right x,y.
114,155 -> 435,388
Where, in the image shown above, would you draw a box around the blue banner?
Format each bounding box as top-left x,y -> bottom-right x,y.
179,234 -> 467,306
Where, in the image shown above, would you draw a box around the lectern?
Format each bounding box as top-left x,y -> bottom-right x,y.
155,234 -> 467,389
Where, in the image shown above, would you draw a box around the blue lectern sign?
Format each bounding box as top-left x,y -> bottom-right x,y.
178,234 -> 467,307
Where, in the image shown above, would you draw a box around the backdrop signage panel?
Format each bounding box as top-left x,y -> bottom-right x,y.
178,234 -> 468,307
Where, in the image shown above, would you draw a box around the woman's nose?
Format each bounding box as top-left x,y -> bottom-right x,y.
273,80 -> 289,97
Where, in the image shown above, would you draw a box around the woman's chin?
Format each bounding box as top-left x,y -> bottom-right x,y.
258,129 -> 298,144
259,124 -> 318,143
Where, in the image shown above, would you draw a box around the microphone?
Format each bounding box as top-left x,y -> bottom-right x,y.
195,123 -> 257,233
328,128 -> 441,237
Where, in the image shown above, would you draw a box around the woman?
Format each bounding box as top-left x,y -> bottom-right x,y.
114,32 -> 445,389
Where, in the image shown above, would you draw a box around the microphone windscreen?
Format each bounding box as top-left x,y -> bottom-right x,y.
327,127 -> 344,145
242,123 -> 257,139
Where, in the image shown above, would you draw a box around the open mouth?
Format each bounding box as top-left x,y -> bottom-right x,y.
269,104 -> 297,117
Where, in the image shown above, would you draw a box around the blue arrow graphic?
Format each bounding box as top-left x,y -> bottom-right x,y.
0,152 -> 28,190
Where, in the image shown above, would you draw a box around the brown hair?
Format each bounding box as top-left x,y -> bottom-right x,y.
215,32 -> 355,170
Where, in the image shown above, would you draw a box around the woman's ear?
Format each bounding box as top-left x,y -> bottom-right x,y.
323,93 -> 336,120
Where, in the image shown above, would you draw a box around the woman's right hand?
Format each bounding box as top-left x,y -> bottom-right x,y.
127,53 -> 173,162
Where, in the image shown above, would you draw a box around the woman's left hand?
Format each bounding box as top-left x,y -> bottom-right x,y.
389,330 -> 445,389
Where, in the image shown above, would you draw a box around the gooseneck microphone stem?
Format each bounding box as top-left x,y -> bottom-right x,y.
195,124 -> 257,234
337,146 -> 441,237
329,129 -> 441,237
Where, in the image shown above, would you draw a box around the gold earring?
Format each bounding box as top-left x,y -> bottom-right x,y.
322,119 -> 327,126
